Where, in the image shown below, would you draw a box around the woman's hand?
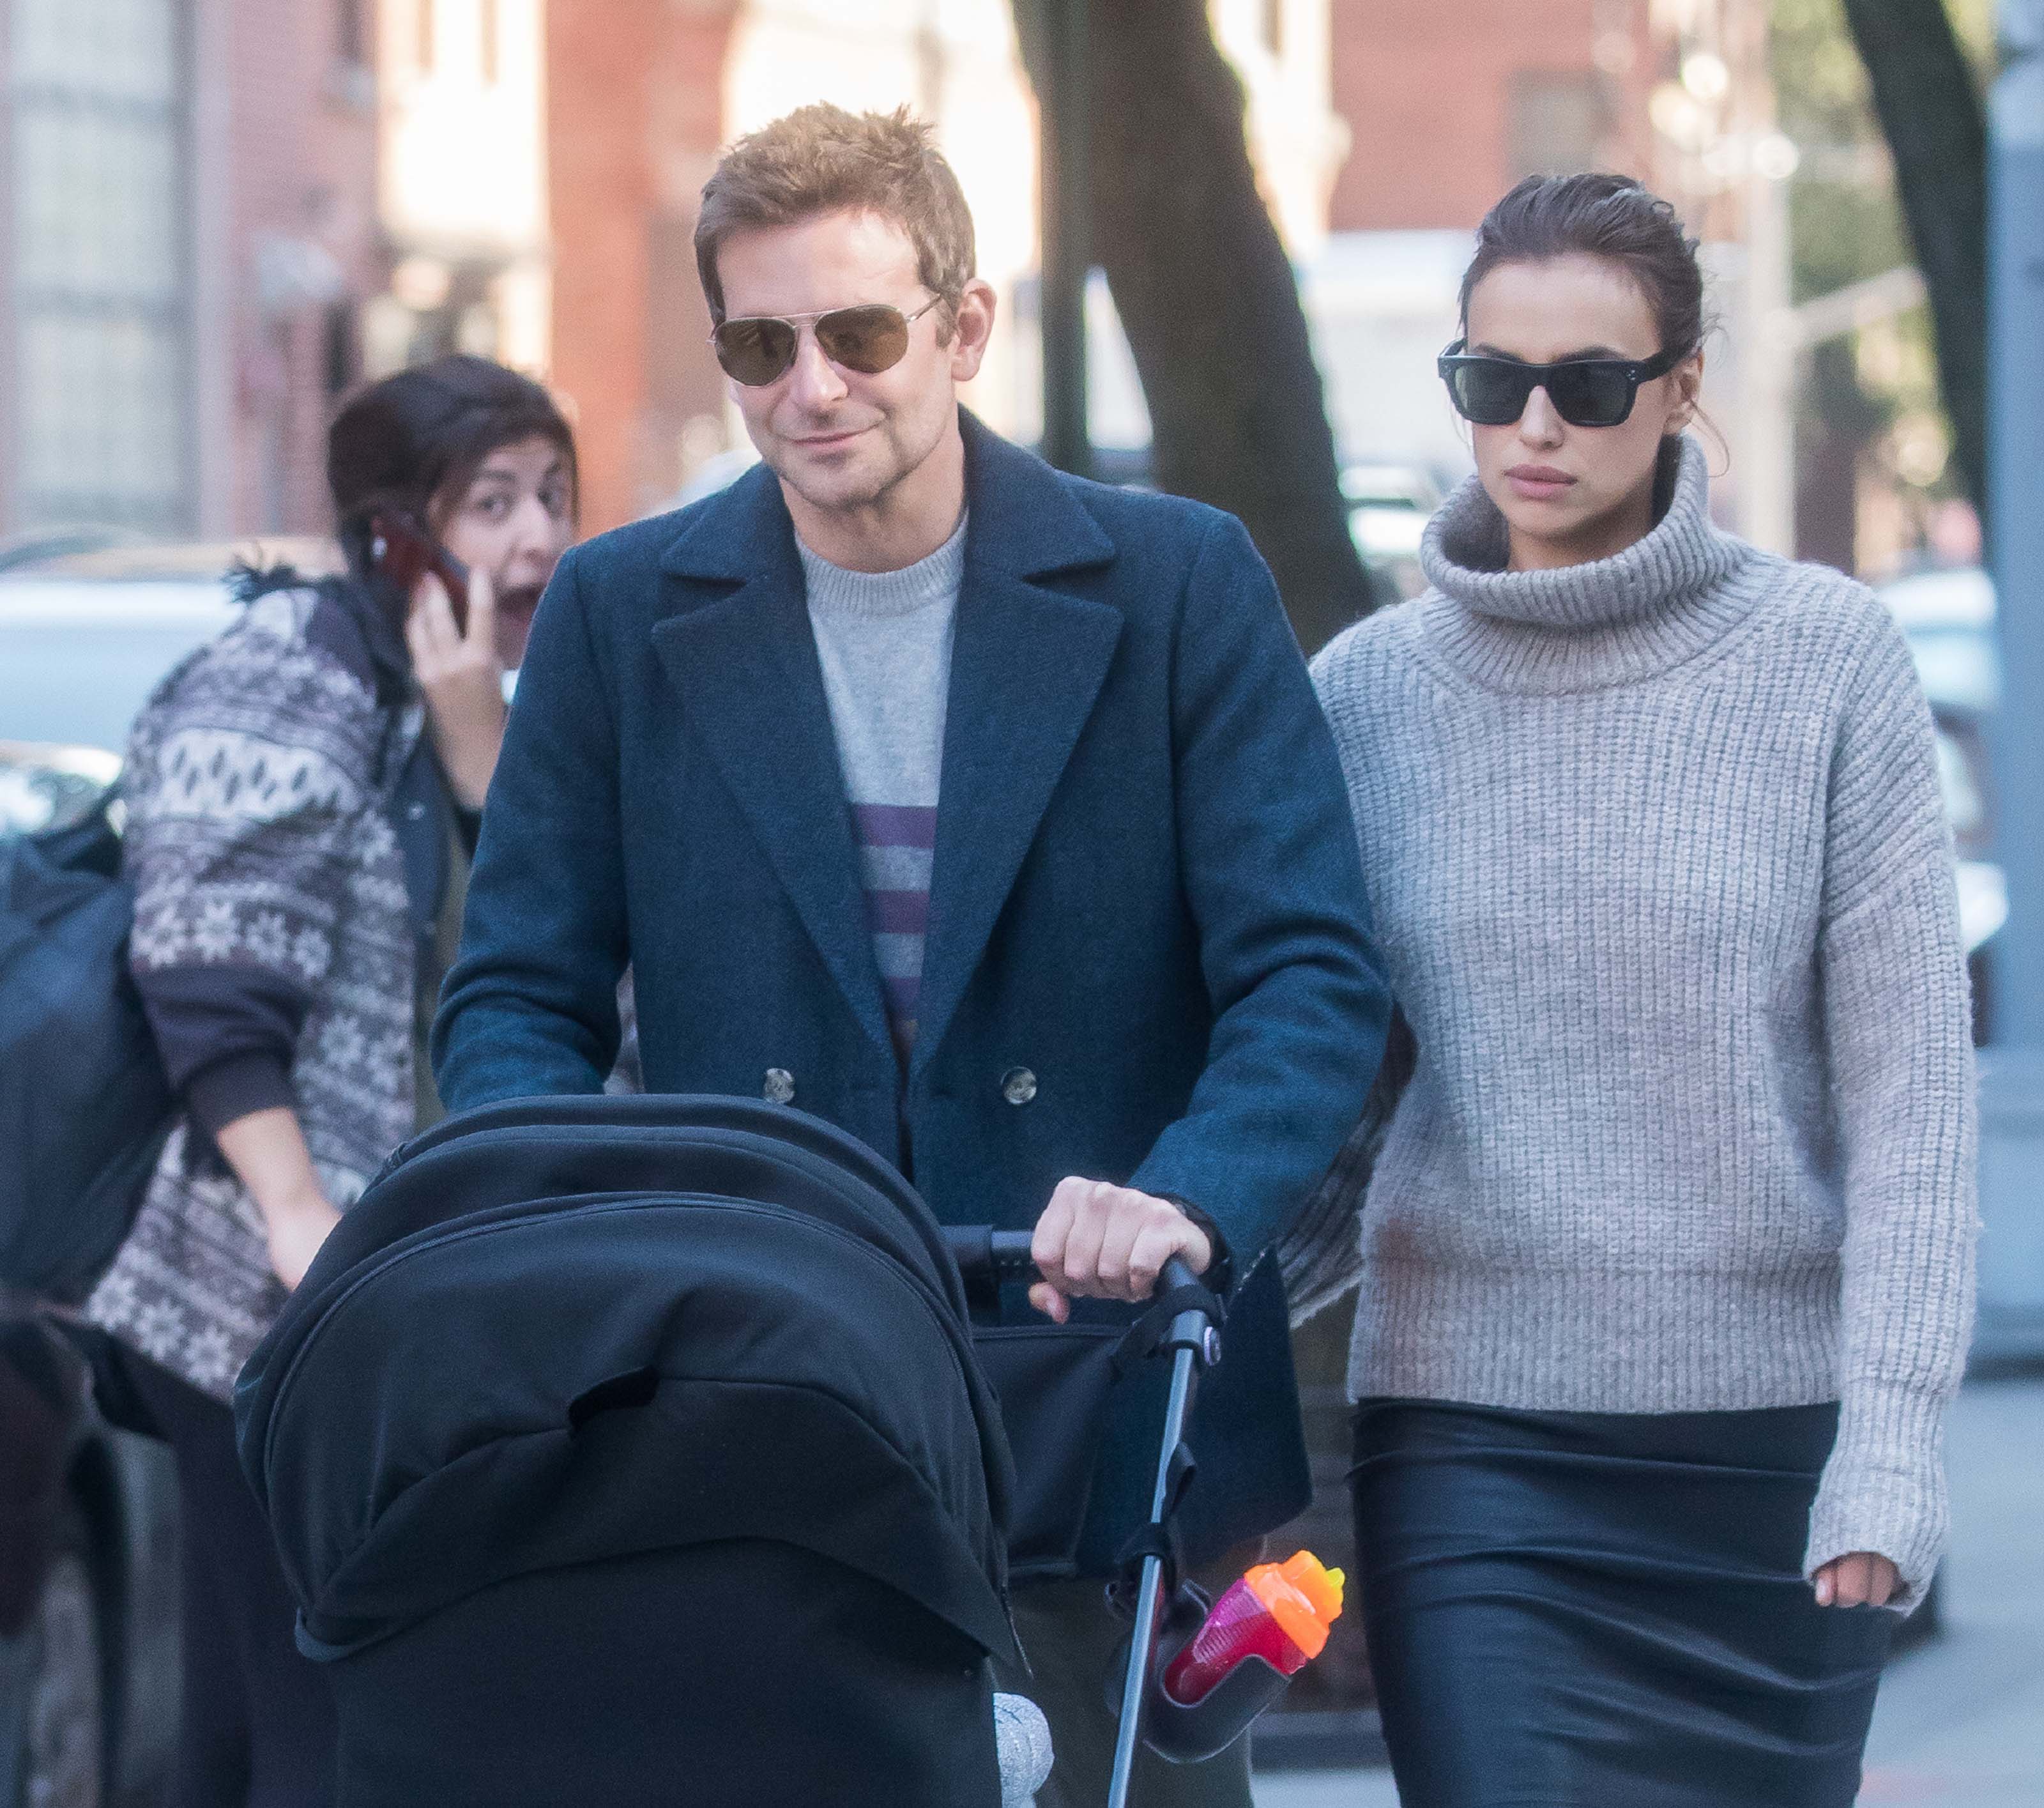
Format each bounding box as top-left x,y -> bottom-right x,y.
407,565 -> 507,810
1813,1552 -> 1898,1609
265,1194 -> 342,1291
213,1107 -> 343,1289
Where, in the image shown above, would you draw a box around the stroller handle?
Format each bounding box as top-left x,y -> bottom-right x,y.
941,1227 -> 1203,1302
942,1227 -> 1039,1286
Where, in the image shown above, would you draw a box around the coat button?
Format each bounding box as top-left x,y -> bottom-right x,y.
1001,1067 -> 1037,1107
763,1068 -> 796,1105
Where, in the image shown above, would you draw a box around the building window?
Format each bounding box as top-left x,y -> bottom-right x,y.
480,0 -> 500,86
1263,0 -> 1284,56
1508,72 -> 1610,180
418,0 -> 436,74
5,0 -> 194,535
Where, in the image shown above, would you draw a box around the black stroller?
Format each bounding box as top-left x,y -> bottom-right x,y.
235,1095 -> 1288,1807
235,1095 -> 1019,1805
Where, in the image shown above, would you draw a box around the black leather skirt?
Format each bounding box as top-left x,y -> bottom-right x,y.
1350,1399 -> 1893,1808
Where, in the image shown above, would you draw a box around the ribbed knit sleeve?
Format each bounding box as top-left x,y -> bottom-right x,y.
1278,1005 -> 1415,1322
1804,614 -> 1979,1611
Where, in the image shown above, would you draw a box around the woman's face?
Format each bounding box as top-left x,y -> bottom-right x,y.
1461,253 -> 1701,571
432,433 -> 575,668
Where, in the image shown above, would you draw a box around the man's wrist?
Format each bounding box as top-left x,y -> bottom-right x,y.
1165,1197 -> 1233,1295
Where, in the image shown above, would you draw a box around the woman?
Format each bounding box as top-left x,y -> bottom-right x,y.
84,354 -> 576,1806
1292,174 -> 1975,1806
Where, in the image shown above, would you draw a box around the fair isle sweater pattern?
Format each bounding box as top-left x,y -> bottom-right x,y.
1293,436 -> 1978,1608
85,588 -> 420,1400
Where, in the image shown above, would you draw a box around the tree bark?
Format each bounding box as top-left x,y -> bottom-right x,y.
1012,0 -> 1382,651
1842,0 -> 1988,521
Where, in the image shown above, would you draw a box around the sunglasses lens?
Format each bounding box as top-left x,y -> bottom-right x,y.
814,305 -> 913,375
1444,357 -> 1642,427
1447,360 -> 1534,426
1547,362 -> 1636,427
713,318 -> 798,386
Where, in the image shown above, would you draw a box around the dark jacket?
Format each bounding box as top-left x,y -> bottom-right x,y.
433,411 -> 1391,1558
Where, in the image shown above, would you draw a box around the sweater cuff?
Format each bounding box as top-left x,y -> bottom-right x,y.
1170,1200 -> 1234,1298
1804,1381 -> 1949,1614
183,1049 -> 296,1138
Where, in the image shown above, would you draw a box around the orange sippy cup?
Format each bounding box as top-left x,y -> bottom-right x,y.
1163,1550 -> 1346,1705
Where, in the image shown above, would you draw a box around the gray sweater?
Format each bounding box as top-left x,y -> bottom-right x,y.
797,516 -> 965,1062
1294,438 -> 1977,1604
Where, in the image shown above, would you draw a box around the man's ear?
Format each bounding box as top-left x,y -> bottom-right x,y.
949,278 -> 998,383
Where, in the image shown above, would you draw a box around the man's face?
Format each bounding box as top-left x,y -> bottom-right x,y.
714,208 -> 992,518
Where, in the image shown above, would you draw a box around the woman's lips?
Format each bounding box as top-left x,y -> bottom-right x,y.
1506,464 -> 1576,502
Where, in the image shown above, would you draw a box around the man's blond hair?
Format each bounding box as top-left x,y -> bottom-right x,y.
694,103 -> 976,336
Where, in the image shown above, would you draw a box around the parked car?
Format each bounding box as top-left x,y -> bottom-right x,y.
0,1307 -> 180,1808
1341,461 -> 1447,601
0,540 -> 327,1808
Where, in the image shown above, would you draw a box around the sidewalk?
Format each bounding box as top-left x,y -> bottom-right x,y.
1253,1372 -> 2044,1808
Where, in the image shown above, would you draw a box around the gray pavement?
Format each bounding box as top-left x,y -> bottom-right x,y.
1253,1374 -> 2044,1808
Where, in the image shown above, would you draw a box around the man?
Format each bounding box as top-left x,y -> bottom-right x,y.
434,103 -> 1389,1806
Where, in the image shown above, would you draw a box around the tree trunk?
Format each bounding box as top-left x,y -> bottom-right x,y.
1012,0 -> 1382,652
1842,0 -> 1988,521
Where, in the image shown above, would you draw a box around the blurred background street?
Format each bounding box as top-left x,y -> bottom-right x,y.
3,1 -> 2041,1803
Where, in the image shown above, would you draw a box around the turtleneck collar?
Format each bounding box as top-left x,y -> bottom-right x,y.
1414,436 -> 1767,694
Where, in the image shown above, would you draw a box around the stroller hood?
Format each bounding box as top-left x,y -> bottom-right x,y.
234,1096 -> 1019,1666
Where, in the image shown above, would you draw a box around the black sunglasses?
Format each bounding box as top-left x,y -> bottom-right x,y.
1438,339 -> 1686,429
710,296 -> 944,387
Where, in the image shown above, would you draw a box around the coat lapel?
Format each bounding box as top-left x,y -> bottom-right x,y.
650,472 -> 892,1058
911,418 -> 1121,1078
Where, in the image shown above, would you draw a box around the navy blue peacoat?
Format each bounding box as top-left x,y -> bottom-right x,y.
433,411 -> 1391,1565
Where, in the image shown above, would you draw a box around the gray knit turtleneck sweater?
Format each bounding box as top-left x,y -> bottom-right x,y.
1295,436 -> 1978,1606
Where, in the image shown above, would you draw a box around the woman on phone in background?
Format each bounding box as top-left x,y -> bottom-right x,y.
84,355 -> 576,1807
1289,174 -> 1976,1807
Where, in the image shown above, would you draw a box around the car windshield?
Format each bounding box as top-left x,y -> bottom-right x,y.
0,579 -> 238,758
1907,627 -> 2000,715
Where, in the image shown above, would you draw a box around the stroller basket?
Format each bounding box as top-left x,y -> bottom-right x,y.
233,1094 -> 1019,1808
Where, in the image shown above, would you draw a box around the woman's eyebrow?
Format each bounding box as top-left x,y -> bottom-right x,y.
1470,342 -> 1629,362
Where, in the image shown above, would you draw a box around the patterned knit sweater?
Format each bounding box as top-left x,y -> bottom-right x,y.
1289,437 -> 1978,1605
86,586 -> 420,1400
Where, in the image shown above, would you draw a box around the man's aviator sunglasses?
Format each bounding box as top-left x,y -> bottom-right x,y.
710,296 -> 945,388
1438,340 -> 1686,429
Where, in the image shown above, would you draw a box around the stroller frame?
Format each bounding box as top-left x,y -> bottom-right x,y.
948,1232 -> 1291,1808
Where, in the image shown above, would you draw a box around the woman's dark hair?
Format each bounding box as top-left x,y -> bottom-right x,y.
1459,173 -> 1711,362
326,354 -> 577,579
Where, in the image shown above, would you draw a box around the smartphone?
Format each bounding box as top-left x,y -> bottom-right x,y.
373,513 -> 471,635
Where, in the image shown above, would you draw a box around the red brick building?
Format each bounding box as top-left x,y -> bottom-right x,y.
545,0 -> 737,535
1329,0 -> 1661,233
